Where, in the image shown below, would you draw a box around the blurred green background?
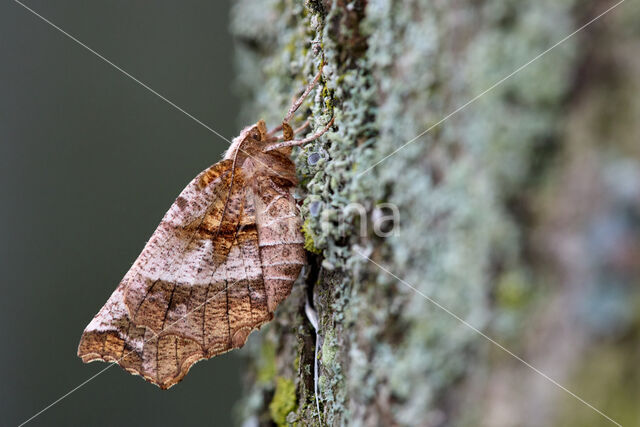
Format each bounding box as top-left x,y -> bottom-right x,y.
1,1 -> 244,425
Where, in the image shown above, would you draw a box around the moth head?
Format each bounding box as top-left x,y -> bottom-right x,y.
245,124 -> 261,142
223,120 -> 268,160
242,120 -> 269,144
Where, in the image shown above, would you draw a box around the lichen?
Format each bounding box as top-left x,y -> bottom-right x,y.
269,377 -> 298,426
320,329 -> 337,366
231,0 -> 586,425
301,219 -> 322,255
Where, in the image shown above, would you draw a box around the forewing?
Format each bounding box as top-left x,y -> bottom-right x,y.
78,161 -> 268,388
78,153 -> 305,389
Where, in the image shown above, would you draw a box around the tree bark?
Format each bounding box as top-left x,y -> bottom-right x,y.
230,1 -> 640,426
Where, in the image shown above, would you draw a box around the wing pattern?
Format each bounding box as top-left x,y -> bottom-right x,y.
78,154 -> 305,389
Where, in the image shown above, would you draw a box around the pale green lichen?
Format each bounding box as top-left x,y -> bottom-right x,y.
496,270 -> 534,309
231,0 -> 581,425
320,329 -> 337,366
269,377 -> 298,426
302,219 -> 322,255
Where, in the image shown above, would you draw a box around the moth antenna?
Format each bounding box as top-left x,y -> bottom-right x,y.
263,117 -> 334,152
305,298 -> 323,426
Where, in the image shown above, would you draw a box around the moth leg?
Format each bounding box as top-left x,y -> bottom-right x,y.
266,65 -> 326,150
263,117 -> 334,152
266,120 -> 309,141
283,68 -> 323,124
293,119 -> 310,135
269,119 -> 310,143
266,123 -> 283,139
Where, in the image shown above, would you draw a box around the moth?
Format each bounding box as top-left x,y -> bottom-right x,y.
78,69 -> 333,389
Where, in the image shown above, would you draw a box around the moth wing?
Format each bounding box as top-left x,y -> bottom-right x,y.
77,160 -> 268,388
78,155 -> 306,389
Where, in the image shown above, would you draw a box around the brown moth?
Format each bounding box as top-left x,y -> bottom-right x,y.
78,69 -> 333,389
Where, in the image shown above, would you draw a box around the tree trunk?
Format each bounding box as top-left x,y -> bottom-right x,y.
230,1 -> 640,426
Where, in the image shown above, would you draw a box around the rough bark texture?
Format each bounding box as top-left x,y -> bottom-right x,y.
230,1 -> 640,426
